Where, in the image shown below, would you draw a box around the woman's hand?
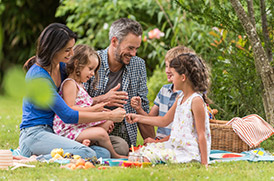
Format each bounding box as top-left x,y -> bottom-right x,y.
110,107 -> 126,122
131,96 -> 142,111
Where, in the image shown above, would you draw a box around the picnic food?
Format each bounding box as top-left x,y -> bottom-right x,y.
61,160 -> 95,170
51,148 -> 64,158
84,161 -> 95,169
85,156 -> 100,165
76,159 -> 86,166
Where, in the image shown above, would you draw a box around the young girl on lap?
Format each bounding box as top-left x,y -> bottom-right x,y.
53,44 -> 126,158
126,53 -> 211,166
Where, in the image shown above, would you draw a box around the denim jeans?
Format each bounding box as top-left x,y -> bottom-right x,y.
19,125 -> 110,160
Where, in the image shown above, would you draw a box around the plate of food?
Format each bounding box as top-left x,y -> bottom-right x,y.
210,153 -> 246,160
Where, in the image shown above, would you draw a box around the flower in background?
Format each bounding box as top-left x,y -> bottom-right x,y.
143,35 -> 147,42
148,28 -> 165,39
103,23 -> 109,30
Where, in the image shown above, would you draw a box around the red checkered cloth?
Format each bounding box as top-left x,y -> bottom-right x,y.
226,114 -> 274,148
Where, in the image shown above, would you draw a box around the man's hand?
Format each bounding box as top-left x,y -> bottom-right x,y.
131,96 -> 142,111
110,107 -> 126,122
104,83 -> 128,107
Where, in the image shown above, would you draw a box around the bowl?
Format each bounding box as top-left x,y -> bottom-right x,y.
108,160 -> 124,167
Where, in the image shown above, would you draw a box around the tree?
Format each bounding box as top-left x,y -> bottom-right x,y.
230,0 -> 274,124
0,0 -> 61,92
176,0 -> 273,124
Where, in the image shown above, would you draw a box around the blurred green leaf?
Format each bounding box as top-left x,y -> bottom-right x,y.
3,66 -> 26,98
3,67 -> 53,108
26,78 -> 53,108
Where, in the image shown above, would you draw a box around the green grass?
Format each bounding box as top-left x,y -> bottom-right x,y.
1,95 -> 274,180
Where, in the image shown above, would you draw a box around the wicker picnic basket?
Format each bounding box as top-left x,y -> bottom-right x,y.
210,119 -> 254,153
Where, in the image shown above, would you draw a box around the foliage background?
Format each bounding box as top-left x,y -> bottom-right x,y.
0,0 -> 273,121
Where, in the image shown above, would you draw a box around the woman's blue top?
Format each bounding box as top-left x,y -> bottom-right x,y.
20,63 -> 79,129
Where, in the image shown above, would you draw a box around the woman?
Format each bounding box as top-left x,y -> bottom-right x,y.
20,23 -> 126,160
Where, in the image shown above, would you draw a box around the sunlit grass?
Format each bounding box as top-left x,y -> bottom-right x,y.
1,95 -> 274,180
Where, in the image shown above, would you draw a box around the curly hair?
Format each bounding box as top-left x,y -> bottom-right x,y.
66,44 -> 101,88
170,53 -> 211,103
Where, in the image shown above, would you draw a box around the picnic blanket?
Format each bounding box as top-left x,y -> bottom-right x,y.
226,114 -> 274,147
209,148 -> 274,164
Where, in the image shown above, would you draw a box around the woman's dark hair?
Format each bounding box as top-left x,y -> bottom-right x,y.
23,23 -> 77,71
66,44 -> 101,88
170,53 -> 211,104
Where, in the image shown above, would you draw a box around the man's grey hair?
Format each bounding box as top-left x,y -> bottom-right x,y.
109,18 -> 143,42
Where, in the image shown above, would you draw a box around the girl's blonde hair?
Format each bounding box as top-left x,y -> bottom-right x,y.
165,45 -> 195,63
66,44 -> 101,87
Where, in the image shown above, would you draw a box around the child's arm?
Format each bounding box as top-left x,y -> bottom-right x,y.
132,96 -> 158,139
131,96 -> 147,115
131,96 -> 159,116
144,135 -> 170,145
126,98 -> 177,127
192,97 -> 208,166
62,80 -> 109,112
62,80 -> 126,123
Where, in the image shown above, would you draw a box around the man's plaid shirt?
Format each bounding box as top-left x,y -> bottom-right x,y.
85,47 -> 149,146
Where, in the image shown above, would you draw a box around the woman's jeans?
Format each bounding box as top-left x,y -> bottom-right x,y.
19,125 -> 110,160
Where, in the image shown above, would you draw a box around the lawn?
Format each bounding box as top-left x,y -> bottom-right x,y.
1,95 -> 274,180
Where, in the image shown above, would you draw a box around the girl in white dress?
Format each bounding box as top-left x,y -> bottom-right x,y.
126,53 -> 211,166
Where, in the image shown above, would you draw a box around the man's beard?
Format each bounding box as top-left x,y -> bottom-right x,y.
114,46 -> 132,65
114,49 -> 124,65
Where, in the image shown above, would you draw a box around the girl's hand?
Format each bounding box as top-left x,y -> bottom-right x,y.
90,102 -> 110,112
110,107 -> 126,122
126,113 -> 139,124
144,137 -> 157,145
99,121 -> 114,134
82,139 -> 91,147
131,96 -> 142,111
107,121 -> 115,134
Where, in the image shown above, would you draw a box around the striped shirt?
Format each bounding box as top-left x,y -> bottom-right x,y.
85,47 -> 149,146
154,84 -> 181,139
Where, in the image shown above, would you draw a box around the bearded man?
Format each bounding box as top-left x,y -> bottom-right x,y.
85,18 -> 155,156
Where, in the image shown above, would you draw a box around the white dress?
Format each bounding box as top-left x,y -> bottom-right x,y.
140,92 -> 211,164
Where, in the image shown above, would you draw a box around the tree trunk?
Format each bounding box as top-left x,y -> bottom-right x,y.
246,0 -> 256,27
230,0 -> 274,125
259,0 -> 273,62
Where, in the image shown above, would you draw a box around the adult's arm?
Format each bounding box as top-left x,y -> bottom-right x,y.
137,61 -> 156,139
48,80 -> 125,124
